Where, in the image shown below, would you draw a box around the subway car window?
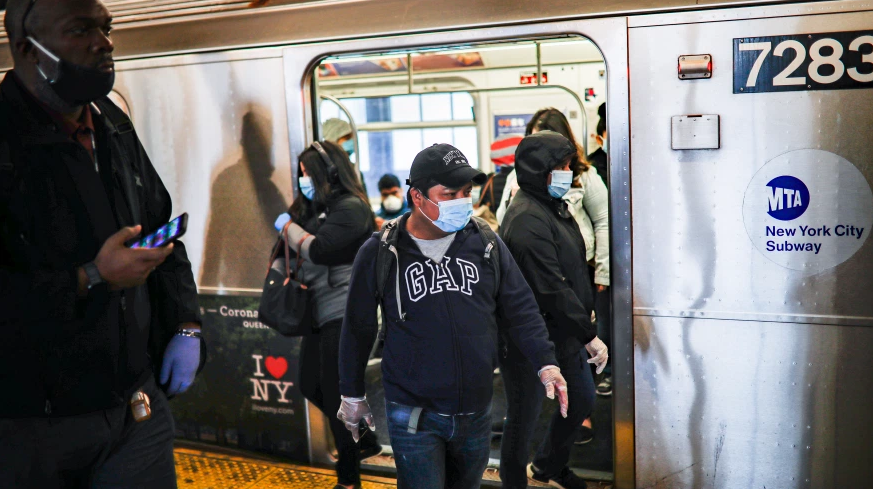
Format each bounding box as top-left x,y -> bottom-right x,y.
319,92 -> 478,205
312,36 -> 612,483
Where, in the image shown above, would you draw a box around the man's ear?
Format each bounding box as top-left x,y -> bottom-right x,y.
15,38 -> 37,62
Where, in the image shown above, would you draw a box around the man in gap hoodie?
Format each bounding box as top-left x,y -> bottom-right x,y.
338,144 -> 568,489
499,131 -> 609,489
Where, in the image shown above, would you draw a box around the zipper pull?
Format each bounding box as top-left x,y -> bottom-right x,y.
120,294 -> 126,311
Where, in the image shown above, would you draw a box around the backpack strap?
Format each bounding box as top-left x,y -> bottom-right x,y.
92,99 -> 142,225
375,217 -> 406,326
93,98 -> 134,135
476,173 -> 495,208
374,216 -> 499,338
471,216 -> 501,299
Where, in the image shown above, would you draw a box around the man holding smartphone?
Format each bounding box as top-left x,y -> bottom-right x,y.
0,0 -> 202,487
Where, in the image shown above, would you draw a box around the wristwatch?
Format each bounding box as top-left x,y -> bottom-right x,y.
176,328 -> 202,339
83,261 -> 104,289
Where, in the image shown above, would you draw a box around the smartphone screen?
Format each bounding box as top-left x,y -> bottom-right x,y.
129,213 -> 188,249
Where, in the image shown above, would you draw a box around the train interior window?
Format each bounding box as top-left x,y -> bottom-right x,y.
319,91 -> 478,207
313,36 -> 612,482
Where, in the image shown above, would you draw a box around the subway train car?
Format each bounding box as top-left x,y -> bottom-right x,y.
2,0 -> 872,487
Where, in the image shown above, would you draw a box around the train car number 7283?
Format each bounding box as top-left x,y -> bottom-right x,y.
733,30 -> 873,94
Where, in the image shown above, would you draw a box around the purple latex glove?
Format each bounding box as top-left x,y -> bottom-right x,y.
160,334 -> 200,396
274,213 -> 291,232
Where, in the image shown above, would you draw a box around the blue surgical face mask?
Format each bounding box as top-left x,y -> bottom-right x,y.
601,139 -> 608,153
341,139 -> 355,156
548,170 -> 574,199
420,194 -> 473,233
299,176 -> 315,200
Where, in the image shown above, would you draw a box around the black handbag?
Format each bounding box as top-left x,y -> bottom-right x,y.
258,223 -> 312,336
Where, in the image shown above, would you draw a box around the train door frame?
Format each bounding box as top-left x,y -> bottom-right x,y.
281,17 -> 634,487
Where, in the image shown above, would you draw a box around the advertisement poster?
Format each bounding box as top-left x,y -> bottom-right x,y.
494,114 -> 533,139
170,294 -> 309,461
319,53 -> 484,78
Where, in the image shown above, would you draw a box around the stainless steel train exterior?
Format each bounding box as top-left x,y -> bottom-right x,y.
3,0 -> 872,487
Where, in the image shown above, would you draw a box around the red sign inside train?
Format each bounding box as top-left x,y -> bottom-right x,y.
520,72 -> 548,84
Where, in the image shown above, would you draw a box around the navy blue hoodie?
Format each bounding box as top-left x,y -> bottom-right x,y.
339,214 -> 557,415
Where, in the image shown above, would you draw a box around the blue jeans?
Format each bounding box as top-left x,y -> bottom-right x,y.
386,401 -> 492,489
498,341 -> 595,488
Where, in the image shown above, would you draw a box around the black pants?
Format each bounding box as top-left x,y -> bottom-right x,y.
299,318 -> 373,486
498,340 -> 595,488
0,376 -> 176,489
589,264 -> 612,376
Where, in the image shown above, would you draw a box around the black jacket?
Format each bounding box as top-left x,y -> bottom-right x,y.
587,147 -> 608,190
340,214 -> 557,415
296,193 -> 375,327
0,73 -> 201,417
298,193 -> 375,266
500,131 -> 596,358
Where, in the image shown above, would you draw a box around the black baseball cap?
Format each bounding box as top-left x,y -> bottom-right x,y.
407,143 -> 487,190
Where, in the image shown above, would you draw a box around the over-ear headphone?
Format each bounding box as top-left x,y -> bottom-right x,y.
310,141 -> 339,183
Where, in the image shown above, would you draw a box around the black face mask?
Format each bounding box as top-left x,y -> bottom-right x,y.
27,37 -> 115,106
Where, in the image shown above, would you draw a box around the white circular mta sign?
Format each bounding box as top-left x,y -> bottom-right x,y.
743,149 -> 873,273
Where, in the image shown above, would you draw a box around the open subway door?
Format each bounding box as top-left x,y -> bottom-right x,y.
284,18 -> 634,487
629,3 -> 873,488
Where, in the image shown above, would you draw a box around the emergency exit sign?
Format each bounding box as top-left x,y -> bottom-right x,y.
520,72 -> 548,84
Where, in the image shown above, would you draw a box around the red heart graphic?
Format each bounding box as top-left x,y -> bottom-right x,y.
265,356 -> 288,379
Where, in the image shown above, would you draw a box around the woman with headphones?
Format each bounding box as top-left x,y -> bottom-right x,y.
277,140 -> 378,489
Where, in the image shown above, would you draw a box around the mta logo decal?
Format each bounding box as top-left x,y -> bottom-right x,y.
767,176 -> 809,221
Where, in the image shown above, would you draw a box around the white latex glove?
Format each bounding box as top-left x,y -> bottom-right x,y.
337,396 -> 376,442
538,366 -> 568,418
585,336 -> 609,374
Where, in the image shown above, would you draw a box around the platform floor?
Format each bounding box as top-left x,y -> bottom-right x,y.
175,447 -> 397,489
174,445 -> 613,488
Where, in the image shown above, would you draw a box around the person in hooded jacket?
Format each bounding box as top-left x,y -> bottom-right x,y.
273,140 -> 377,489
323,118 -> 357,156
337,143 -> 570,489
494,109 -> 611,443
498,131 -> 609,489
322,117 -> 369,197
